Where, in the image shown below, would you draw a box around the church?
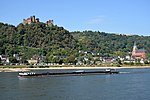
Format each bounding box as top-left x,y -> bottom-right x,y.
131,43 -> 146,60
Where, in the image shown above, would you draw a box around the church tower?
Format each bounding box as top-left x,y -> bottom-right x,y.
131,42 -> 147,60
132,42 -> 137,55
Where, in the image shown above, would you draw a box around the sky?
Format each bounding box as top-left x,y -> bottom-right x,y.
1,0 -> 150,36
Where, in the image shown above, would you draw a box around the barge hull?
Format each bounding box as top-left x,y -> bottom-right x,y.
19,70 -> 119,77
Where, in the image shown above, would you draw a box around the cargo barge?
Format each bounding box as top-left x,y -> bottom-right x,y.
18,69 -> 119,77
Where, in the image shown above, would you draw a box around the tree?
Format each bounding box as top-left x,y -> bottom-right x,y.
0,58 -> 1,64
147,53 -> 150,60
117,59 -> 122,65
67,55 -> 76,64
144,60 -> 149,64
9,57 -> 18,63
20,57 -> 28,64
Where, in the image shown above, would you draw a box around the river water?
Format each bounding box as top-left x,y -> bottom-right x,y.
0,68 -> 150,100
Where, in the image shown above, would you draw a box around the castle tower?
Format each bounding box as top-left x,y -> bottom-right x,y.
23,15 -> 39,25
35,18 -> 39,22
46,20 -> 54,26
31,16 -> 36,22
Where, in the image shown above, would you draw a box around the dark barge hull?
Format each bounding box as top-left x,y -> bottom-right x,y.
19,70 -> 119,77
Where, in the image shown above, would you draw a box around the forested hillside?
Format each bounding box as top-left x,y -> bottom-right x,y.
0,22 -> 150,63
71,31 -> 150,57
0,22 -> 77,62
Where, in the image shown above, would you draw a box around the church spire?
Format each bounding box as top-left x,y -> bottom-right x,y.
132,42 -> 137,54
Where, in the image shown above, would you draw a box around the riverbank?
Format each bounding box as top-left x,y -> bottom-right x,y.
0,66 -> 150,72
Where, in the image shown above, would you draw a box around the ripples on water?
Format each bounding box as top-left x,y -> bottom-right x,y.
1,68 -> 150,100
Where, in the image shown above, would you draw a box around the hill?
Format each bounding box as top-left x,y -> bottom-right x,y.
0,22 -> 150,64
71,31 -> 150,57
0,22 -> 77,63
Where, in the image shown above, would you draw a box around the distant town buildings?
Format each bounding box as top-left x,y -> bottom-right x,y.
0,42 -> 149,66
131,43 -> 146,60
23,15 -> 54,26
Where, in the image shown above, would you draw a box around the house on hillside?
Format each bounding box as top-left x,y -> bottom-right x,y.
27,55 -> 40,65
0,55 -> 9,64
13,54 -> 21,61
102,57 -> 116,63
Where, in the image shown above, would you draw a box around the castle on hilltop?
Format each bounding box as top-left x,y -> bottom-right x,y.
23,16 -> 39,24
23,15 -> 54,26
131,43 -> 146,60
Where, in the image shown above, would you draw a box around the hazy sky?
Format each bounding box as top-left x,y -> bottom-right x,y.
1,0 -> 150,36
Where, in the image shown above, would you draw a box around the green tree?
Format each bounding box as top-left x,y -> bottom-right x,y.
67,55 -> 76,64
147,53 -> 150,60
0,58 -> 1,64
144,60 -> 149,64
9,57 -> 18,63
117,59 -> 122,65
